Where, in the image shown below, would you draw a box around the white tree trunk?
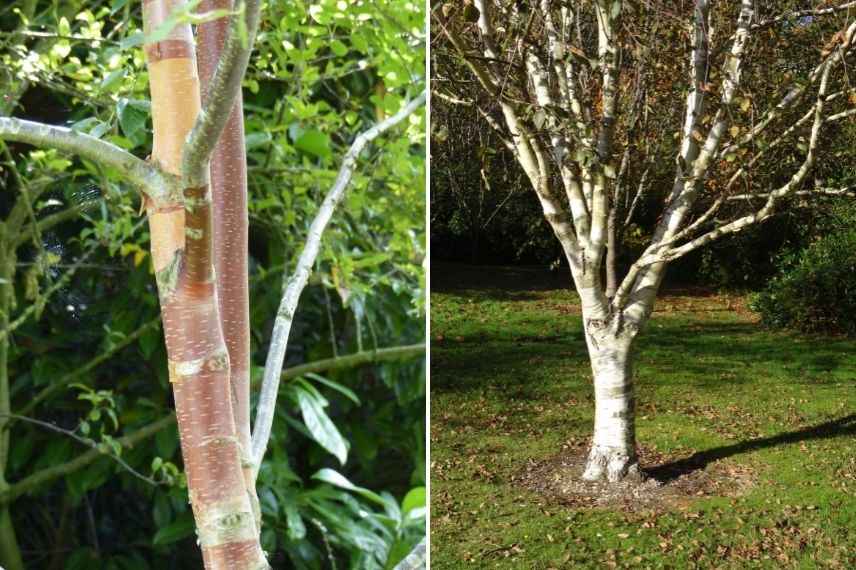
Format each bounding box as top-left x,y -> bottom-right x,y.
581,331 -> 641,482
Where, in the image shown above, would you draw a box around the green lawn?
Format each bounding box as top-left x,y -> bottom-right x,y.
430,265 -> 856,569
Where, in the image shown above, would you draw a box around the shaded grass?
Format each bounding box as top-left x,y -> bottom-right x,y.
430,265 -> 856,569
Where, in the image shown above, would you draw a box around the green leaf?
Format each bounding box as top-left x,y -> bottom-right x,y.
101,69 -> 126,92
285,502 -> 306,540
119,31 -> 145,49
401,486 -> 425,514
352,252 -> 392,269
152,513 -> 195,546
305,372 -> 361,405
311,468 -> 387,506
155,422 -> 179,459
297,386 -> 348,464
110,0 -> 130,15
152,491 -> 172,528
245,131 -> 271,150
58,17 -> 71,37
117,99 -> 148,145
294,129 -> 331,158
331,40 -> 348,57
139,326 -> 160,359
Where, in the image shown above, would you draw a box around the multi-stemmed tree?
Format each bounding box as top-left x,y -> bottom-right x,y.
1,0 -> 425,567
433,0 -> 855,482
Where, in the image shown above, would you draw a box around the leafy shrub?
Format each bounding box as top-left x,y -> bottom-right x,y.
750,206 -> 856,334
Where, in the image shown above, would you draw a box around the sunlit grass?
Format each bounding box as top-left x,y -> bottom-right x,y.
430,265 -> 856,569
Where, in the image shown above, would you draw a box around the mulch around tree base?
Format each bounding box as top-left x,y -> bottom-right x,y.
514,441 -> 755,512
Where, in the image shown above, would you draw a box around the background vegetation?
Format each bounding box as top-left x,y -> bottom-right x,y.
0,1 -> 426,568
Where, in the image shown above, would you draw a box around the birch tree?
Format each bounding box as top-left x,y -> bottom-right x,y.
0,0 -> 426,567
433,0 -> 856,482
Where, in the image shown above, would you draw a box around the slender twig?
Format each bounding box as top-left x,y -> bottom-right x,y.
725,186 -> 856,201
0,413 -> 168,500
0,117 -> 172,203
280,344 -> 425,383
751,2 -> 856,31
250,91 -> 427,471
14,206 -> 82,248
0,30 -> 122,46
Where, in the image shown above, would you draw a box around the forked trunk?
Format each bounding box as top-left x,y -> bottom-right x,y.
142,1 -> 266,566
581,329 -> 640,482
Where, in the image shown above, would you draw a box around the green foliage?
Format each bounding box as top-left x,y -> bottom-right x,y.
0,0 -> 425,567
750,205 -> 856,335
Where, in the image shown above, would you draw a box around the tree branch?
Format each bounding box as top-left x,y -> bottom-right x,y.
14,206 -> 81,248
250,91 -> 426,471
0,117 -> 172,202
752,2 -> 856,30
18,318 -> 162,417
0,413 -> 161,487
280,344 -> 425,383
0,414 -> 175,505
181,0 -> 263,187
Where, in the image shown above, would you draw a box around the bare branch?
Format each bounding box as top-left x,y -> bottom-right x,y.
0,117 -> 172,202
726,186 -> 856,201
250,92 -> 426,471
433,91 -> 515,151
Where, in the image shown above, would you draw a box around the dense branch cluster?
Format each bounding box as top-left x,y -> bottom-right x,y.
434,0 -> 856,328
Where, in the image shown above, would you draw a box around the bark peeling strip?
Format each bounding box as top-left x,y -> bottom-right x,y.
145,40 -> 195,62
155,250 -> 183,298
169,347 -> 230,382
195,495 -> 257,547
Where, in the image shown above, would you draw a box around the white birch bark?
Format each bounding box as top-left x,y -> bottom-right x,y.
581,333 -> 638,481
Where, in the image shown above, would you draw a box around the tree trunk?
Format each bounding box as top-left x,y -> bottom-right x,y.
143,1 -> 266,567
196,0 -> 257,525
581,330 -> 641,482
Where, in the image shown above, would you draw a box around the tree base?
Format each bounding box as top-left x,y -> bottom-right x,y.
581,445 -> 642,483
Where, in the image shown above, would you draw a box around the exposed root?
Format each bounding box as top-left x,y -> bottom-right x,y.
581,445 -> 642,483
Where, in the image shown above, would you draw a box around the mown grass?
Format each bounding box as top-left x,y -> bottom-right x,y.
430,264 -> 856,569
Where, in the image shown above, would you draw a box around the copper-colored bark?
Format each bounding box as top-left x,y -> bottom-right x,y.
196,0 -> 254,492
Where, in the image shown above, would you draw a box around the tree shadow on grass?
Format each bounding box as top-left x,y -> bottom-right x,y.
647,413 -> 856,483
433,320 -> 856,393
